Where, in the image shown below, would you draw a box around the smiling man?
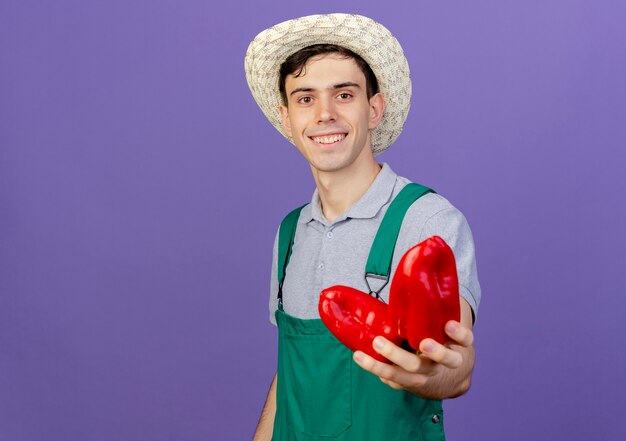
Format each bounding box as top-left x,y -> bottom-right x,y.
279,50 -> 384,220
245,14 -> 481,441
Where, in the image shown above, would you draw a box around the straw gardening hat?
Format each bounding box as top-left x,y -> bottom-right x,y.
244,13 -> 411,156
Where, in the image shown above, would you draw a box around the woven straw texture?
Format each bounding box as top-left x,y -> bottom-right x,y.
244,14 -> 411,156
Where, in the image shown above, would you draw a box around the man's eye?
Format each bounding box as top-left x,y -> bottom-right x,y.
298,96 -> 312,104
338,93 -> 352,100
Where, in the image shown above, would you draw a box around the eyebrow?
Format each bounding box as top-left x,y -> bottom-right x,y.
289,82 -> 361,97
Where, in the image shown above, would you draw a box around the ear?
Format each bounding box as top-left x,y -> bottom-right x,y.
279,104 -> 292,137
368,93 -> 385,130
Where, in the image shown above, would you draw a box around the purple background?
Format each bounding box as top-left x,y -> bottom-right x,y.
1,1 -> 625,440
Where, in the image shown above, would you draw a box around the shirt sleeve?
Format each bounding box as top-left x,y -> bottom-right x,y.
269,228 -> 279,326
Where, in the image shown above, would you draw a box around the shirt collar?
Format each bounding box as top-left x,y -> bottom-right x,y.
300,163 -> 398,225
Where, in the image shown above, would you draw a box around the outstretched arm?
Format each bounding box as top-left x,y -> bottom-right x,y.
353,298 -> 475,399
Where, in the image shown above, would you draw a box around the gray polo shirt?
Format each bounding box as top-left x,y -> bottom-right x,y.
269,163 -> 481,325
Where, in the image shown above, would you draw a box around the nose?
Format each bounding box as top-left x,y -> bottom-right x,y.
316,96 -> 336,123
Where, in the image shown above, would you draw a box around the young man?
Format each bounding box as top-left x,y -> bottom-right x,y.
245,14 -> 481,440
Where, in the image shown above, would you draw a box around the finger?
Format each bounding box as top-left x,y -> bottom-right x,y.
379,377 -> 404,390
355,350 -> 429,389
353,350 -> 399,379
372,337 -> 426,374
419,338 -> 463,369
445,321 -> 474,347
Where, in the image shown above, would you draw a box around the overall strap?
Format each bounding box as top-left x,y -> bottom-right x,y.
364,183 -> 433,297
277,204 -> 307,306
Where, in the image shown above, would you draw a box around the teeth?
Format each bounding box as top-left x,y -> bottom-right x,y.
312,134 -> 345,144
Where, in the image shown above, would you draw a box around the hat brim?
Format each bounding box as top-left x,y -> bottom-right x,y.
244,14 -> 411,156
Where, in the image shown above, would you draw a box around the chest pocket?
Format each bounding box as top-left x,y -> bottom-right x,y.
276,311 -> 352,438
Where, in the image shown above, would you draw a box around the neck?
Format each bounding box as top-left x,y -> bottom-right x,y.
312,151 -> 381,222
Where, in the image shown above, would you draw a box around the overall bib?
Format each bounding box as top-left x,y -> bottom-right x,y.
272,184 -> 446,441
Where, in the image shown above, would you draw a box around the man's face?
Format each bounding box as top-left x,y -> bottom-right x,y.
279,53 -> 384,176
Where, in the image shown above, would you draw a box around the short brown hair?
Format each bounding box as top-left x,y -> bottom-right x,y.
278,44 -> 379,106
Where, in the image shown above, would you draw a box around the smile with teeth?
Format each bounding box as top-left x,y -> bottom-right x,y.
311,134 -> 346,144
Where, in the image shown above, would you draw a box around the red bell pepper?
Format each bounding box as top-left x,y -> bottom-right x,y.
388,235 -> 460,349
318,236 -> 460,361
318,286 -> 403,363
